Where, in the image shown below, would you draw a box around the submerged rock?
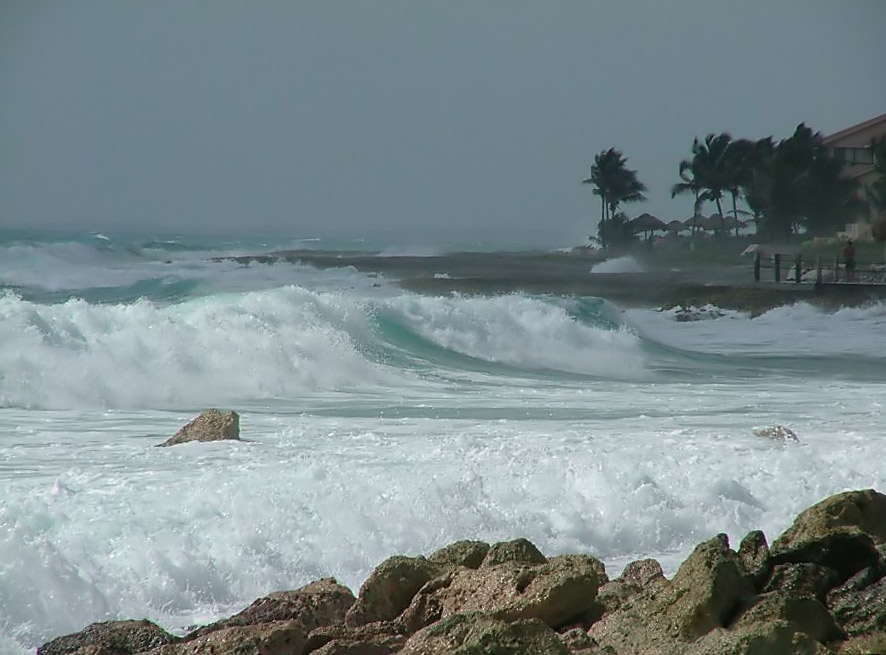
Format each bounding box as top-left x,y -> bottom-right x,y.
157,408 -> 240,447
753,425 -> 800,442
672,305 -> 726,322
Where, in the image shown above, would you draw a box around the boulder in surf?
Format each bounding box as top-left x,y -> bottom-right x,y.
158,409 -> 240,447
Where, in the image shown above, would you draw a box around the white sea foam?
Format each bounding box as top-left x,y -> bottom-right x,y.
385,293 -> 647,377
2,391 -> 884,653
0,287 -> 395,410
0,241 -> 151,292
0,237 -> 382,299
626,301 -> 886,358
590,255 -> 645,273
0,288 -> 652,413
2,236 -> 886,654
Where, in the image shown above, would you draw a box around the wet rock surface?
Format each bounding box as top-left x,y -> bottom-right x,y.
158,408 -> 240,447
40,488 -> 886,655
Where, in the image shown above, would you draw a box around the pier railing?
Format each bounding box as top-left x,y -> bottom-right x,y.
753,252 -> 886,285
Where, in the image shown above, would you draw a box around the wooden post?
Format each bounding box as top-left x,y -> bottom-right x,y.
774,254 -> 781,282
794,255 -> 801,284
753,252 -> 761,282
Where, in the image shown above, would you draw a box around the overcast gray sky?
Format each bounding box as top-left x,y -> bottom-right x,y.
1,1 -> 883,247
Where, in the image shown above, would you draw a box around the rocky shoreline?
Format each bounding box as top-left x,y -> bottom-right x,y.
40,488 -> 886,654
222,249 -> 885,314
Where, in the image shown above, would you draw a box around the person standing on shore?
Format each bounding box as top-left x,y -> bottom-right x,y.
843,239 -> 857,282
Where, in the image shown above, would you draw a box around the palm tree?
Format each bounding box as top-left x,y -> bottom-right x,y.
744,126 -> 816,239
741,124 -> 861,238
670,160 -> 702,209
673,133 -> 733,232
740,137 -> 775,232
722,138 -> 756,236
583,148 -> 647,248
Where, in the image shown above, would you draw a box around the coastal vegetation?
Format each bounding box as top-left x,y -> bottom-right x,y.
587,123 -> 882,249
582,148 -> 647,249
671,132 -> 751,235
745,125 -> 864,240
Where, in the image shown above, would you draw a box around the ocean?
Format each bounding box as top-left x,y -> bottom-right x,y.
1,230 -> 884,653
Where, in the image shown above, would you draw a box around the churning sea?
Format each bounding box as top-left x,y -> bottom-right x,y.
1,230 -> 884,653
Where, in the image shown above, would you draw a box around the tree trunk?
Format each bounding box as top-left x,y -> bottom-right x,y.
715,196 -> 725,232
731,192 -> 740,237
693,190 -> 701,237
599,196 -> 606,248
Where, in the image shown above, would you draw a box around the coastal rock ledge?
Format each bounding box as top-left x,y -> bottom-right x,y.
39,489 -> 886,655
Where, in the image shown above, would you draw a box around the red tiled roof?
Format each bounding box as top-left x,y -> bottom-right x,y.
822,112 -> 886,144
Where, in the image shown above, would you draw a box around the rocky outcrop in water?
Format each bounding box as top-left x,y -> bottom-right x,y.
754,425 -> 800,442
157,409 -> 240,447
38,489 -> 886,655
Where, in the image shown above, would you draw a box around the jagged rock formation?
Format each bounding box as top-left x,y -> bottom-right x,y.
753,425 -> 800,442
157,409 -> 240,447
38,488 -> 886,655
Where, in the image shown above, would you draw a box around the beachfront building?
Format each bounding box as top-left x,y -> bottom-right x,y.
823,112 -> 886,239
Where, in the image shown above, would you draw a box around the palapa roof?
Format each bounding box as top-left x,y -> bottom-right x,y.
629,213 -> 667,232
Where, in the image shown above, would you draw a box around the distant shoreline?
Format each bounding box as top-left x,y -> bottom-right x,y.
226,248 -> 885,314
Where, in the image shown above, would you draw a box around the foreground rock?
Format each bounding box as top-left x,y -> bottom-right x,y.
157,409 -> 240,447
37,619 -> 177,655
40,488 -> 886,655
149,621 -> 306,655
588,533 -> 755,653
400,613 -> 570,655
772,489 -> 886,549
399,541 -> 605,634
190,578 -> 355,638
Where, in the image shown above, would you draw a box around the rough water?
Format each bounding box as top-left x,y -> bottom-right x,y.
1,231 -> 884,653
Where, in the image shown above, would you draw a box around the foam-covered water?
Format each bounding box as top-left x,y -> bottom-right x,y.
590,255 -> 645,273
1,231 -> 885,653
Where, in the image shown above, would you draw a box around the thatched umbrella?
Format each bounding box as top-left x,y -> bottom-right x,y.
721,215 -> 748,231
682,213 -> 709,234
666,219 -> 686,233
630,213 -> 667,240
707,213 -> 728,231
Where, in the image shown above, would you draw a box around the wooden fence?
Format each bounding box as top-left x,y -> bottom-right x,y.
753,252 -> 886,285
